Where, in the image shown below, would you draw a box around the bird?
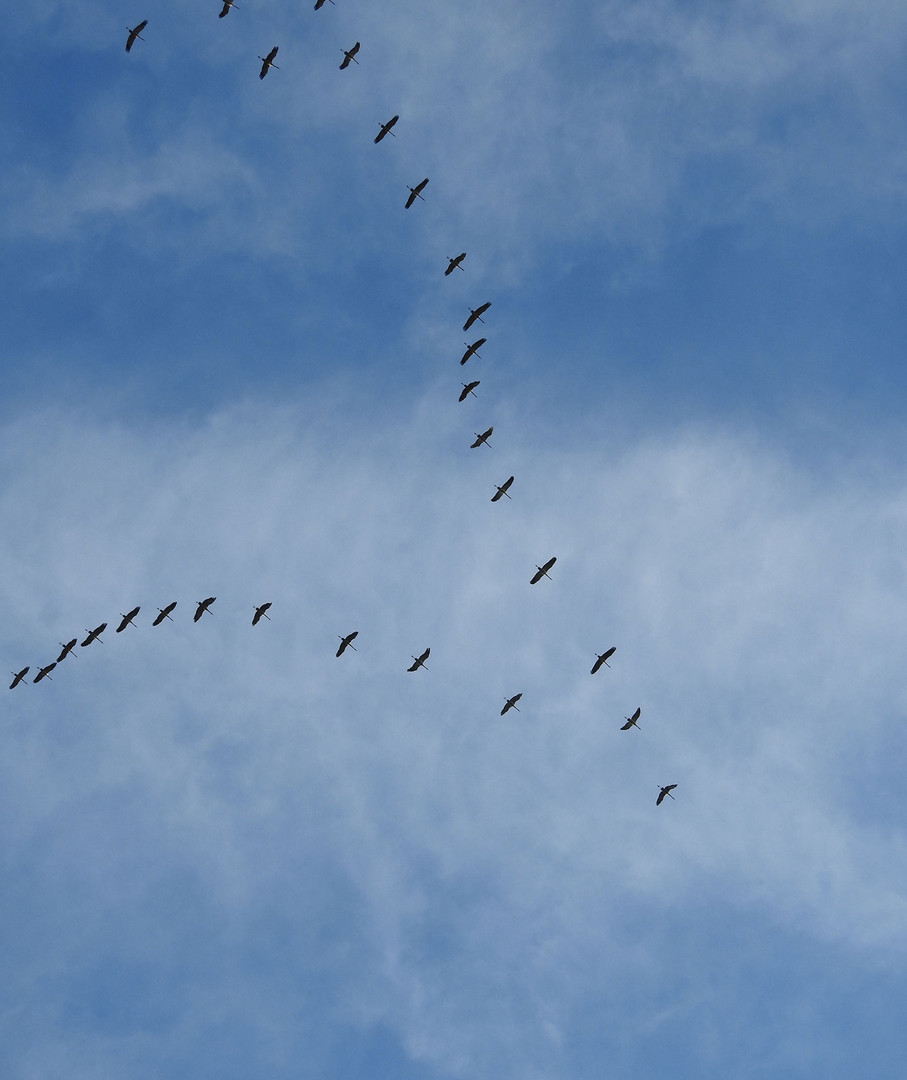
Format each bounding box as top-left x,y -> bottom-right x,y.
530,557 -> 557,584
116,606 -> 141,633
470,426 -> 493,449
491,476 -> 514,501
252,602 -> 272,626
463,302 -> 491,331
152,601 -> 177,626
591,647 -> 616,674
459,381 -> 480,402
81,623 -> 107,647
314,0 -> 334,8
9,667 -> 29,690
501,692 -> 522,716
194,598 -> 216,622
33,662 -> 56,684
657,784 -> 677,805
621,707 -> 641,730
407,647 -> 430,672
340,42 -> 360,69
125,20 -> 147,52
56,639 -> 78,663
218,0 -> 236,16
460,338 -> 486,365
259,46 -> 279,79
445,253 -> 466,276
336,630 -> 359,657
374,115 -> 399,143
405,178 -> 428,208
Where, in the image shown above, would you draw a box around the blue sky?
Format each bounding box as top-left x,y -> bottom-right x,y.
3,1 -> 907,1078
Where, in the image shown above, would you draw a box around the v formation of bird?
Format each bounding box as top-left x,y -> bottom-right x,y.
21,5 -> 680,806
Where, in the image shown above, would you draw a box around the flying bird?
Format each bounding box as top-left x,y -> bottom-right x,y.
374,115 -> 399,143
491,475 -> 514,501
153,601 -> 177,626
218,0 -> 236,16
407,647 -> 430,672
314,0 -> 334,8
460,338 -> 486,365
56,639 -> 78,663
125,20 -> 147,52
501,692 -> 522,716
336,630 -> 359,657
470,426 -> 493,449
194,598 -> 216,622
9,667 -> 29,690
445,253 -> 466,276
259,46 -> 279,79
33,662 -> 56,684
656,784 -> 677,806
405,178 -> 428,208
116,606 -> 141,633
252,602 -> 272,626
340,42 -> 360,69
530,557 -> 556,584
463,302 -> 491,331
621,707 -> 641,730
591,646 -> 616,674
459,381 -> 480,402
81,622 -> 107,647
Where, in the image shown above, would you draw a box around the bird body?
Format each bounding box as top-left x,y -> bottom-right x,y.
153,601 -> 177,626
491,475 -> 514,501
463,302 -> 491,331
252,602 -> 272,626
591,646 -> 616,674
656,784 -> 677,805
56,639 -> 78,663
340,42 -> 360,68
501,692 -> 522,716
125,20 -> 147,52
219,0 -> 236,16
445,253 -> 466,276
530,556 -> 556,584
407,647 -> 430,672
336,630 -> 359,657
259,46 -> 279,79
405,178 -> 429,208
81,622 -> 107,646
460,338 -> 486,365
116,606 -> 141,633
470,426 -> 493,449
34,662 -> 56,684
194,597 -> 216,622
9,667 -> 29,689
621,707 -> 641,730
459,381 -> 480,402
375,115 -> 399,143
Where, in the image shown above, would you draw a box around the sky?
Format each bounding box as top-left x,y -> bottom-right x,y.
2,1 -> 907,1077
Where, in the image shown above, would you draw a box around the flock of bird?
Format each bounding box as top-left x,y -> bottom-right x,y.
17,4 -> 679,807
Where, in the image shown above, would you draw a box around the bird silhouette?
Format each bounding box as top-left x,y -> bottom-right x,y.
336,630 -> 359,657
530,557 -> 556,584
621,707 -> 641,730
407,647 -> 430,672
470,426 -> 493,449
194,598 -> 216,622
501,692 -> 522,715
463,302 -> 491,331
591,647 -> 616,674
116,606 -> 140,633
656,784 -> 677,805
374,115 -> 399,143
259,46 -> 279,79
459,381 -> 480,402
81,623 -> 107,647
405,178 -> 429,208
153,602 -> 177,626
460,338 -> 486,365
491,476 -> 514,502
340,42 -> 360,69
125,20 -> 147,52
252,602 -> 272,626
9,667 -> 29,690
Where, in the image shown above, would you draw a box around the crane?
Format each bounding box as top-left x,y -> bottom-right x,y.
152,601 -> 177,626
81,623 -> 107,647
407,647 -> 430,672
374,115 -> 399,143
621,707 -> 641,730
463,302 -> 491,331
9,667 -> 29,690
656,784 -> 677,805
56,639 -> 78,663
252,602 -> 272,626
530,557 -> 556,584
491,476 -> 514,501
470,426 -> 493,449
405,178 -> 428,208
194,597 -> 216,622
218,0 -> 237,16
445,253 -> 466,276
591,647 -> 616,674
125,20 -> 147,52
116,606 -> 141,633
460,338 -> 486,365
259,46 -> 279,79
336,630 -> 358,657
33,662 -> 56,684
501,692 -> 522,716
340,42 -> 360,69
459,381 -> 480,402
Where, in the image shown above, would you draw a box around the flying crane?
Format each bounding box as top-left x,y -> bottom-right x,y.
459,381 -> 480,402
9,667 -> 29,690
470,426 -> 493,449
407,647 -> 430,672
530,557 -> 556,584
125,20 -> 147,52
621,707 -> 641,730
405,178 -> 428,208
56,639 -> 78,663
258,46 -> 279,79
460,338 -> 486,365
445,253 -> 466,276
591,647 -> 616,674
252,602 -> 272,626
194,597 -> 216,622
491,476 -> 514,501
336,630 -> 358,657
33,662 -> 56,684
656,784 -> 677,805
116,606 -> 141,633
501,692 -> 522,716
218,0 -> 237,16
153,601 -> 177,626
340,42 -> 360,69
81,623 -> 107,647
463,302 -> 491,331
374,115 -> 399,143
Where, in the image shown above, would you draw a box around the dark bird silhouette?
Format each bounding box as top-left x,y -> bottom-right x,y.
621,707 -> 641,730
259,46 -> 279,79
153,601 -> 177,626
459,381 -> 480,402
530,557 -> 556,584
463,302 -> 491,331
374,115 -> 399,143
656,784 -> 677,805
34,662 -> 56,684
194,598 -> 216,622
125,20 -> 147,52
501,692 -> 522,716
405,178 -> 428,208
336,630 -> 359,657
491,476 -> 514,502
445,253 -> 466,276
252,602 -> 272,626
470,426 -> 493,449
56,639 -> 78,663
219,0 -> 237,16
591,647 -> 616,674
407,647 -> 430,672
460,338 -> 486,365
340,42 -> 360,69
9,667 -> 29,690
314,0 -> 334,8
116,606 -> 141,633
81,623 -> 107,647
